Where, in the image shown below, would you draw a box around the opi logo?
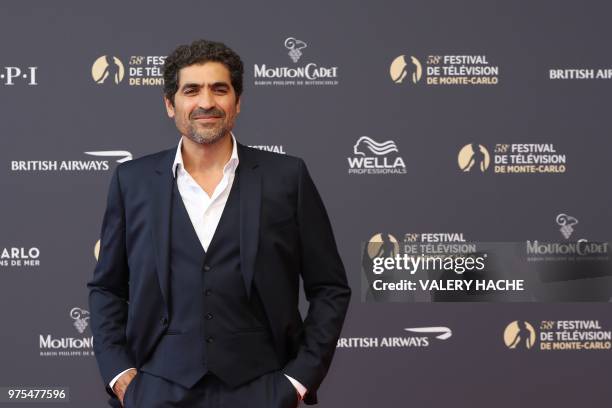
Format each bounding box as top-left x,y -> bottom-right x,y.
1,66 -> 38,85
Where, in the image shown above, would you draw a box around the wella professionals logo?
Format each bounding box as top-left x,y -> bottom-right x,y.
556,213 -> 578,239
348,137 -> 406,175
458,143 -> 490,173
1,66 -> 38,86
285,37 -> 307,63
253,37 -> 339,86
92,55 -> 125,84
390,55 -> 423,84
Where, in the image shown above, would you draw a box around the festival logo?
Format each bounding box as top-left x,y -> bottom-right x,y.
504,320 -> 536,349
391,54 -> 500,86
92,54 -> 164,86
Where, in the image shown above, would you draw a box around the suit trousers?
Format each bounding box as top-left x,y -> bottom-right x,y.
121,369 -> 300,408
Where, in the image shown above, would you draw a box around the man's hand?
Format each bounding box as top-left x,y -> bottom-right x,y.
112,368 -> 137,406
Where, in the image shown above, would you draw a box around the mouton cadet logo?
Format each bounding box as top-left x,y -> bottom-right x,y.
39,308 -> 94,358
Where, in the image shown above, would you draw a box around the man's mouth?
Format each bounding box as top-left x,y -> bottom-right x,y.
193,116 -> 221,122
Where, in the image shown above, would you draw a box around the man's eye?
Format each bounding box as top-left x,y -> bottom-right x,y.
184,89 -> 196,94
214,89 -> 228,94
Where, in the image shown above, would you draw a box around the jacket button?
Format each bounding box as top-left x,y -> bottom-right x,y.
206,336 -> 214,344
205,313 -> 213,320
203,265 -> 211,271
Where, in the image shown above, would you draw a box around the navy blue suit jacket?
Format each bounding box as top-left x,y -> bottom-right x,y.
87,142 -> 351,405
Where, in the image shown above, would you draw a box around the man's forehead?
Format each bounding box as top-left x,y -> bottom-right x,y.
178,62 -> 231,86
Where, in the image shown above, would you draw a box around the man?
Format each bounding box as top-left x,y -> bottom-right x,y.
87,39 -> 350,407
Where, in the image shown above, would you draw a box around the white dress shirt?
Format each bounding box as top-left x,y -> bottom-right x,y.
110,134 -> 306,400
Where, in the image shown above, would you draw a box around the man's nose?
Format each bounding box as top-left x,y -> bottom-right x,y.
197,88 -> 215,109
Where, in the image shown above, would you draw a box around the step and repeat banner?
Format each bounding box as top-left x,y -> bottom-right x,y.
1,0 -> 611,407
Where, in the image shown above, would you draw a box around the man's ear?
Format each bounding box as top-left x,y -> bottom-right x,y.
164,96 -> 175,118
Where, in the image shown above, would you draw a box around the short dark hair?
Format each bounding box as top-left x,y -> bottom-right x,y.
162,39 -> 244,105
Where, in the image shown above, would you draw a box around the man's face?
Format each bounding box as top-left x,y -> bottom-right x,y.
164,61 -> 240,145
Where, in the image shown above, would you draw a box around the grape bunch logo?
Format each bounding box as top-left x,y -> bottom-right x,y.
285,37 -> 307,63
556,213 -> 578,239
70,308 -> 90,334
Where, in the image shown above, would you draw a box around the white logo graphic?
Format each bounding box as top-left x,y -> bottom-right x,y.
404,326 -> 452,340
84,150 -> 133,163
70,308 -> 90,334
285,37 -> 308,63
353,136 -> 399,156
348,136 -> 406,175
556,213 -> 578,239
2,66 -> 38,86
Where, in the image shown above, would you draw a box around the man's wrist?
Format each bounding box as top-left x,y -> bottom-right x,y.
109,367 -> 137,391
284,373 -> 307,400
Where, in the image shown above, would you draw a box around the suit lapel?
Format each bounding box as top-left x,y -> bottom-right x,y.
149,148 -> 175,312
148,142 -> 261,304
237,143 -> 261,298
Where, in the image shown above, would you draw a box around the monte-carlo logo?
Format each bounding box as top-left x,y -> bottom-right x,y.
253,36 -> 339,86
0,246 -> 40,268
347,136 -> 406,175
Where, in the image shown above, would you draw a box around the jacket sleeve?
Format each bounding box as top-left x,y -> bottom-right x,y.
283,158 -> 351,400
87,165 -> 134,397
